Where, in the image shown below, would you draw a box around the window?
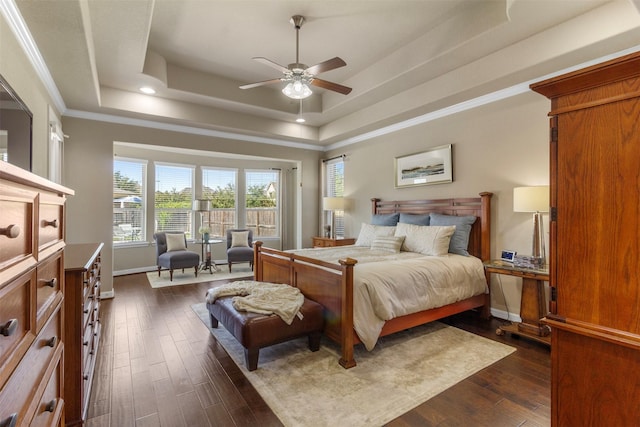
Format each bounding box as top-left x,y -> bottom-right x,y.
245,170 -> 279,238
324,157 -> 344,237
202,167 -> 237,237
155,163 -> 194,237
113,158 -> 146,243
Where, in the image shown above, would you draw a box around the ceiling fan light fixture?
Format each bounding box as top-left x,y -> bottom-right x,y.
282,80 -> 312,99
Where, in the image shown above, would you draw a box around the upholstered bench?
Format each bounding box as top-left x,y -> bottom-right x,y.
206,296 -> 324,371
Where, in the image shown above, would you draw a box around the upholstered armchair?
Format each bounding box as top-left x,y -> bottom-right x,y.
226,229 -> 254,272
153,232 -> 200,281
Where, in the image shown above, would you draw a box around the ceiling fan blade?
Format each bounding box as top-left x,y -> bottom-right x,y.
310,78 -> 352,95
239,78 -> 282,90
305,57 -> 347,75
252,57 -> 290,74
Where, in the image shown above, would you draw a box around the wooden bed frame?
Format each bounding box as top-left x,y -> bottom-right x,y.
253,192 -> 493,368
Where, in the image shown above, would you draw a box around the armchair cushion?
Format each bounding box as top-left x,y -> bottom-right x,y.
231,231 -> 250,248
166,233 -> 187,251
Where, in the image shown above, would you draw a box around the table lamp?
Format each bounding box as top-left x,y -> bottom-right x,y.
323,197 -> 344,239
513,186 -> 549,264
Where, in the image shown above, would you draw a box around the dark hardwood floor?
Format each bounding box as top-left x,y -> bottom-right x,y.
86,273 -> 550,427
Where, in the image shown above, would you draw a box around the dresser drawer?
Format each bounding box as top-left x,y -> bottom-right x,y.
38,196 -> 64,256
0,305 -> 61,426
0,268 -> 35,389
0,188 -> 36,284
29,356 -> 63,427
36,252 -> 63,331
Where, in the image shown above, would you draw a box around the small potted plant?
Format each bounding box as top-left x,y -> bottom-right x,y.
198,225 -> 211,242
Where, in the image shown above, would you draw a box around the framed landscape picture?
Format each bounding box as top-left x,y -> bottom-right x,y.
395,144 -> 452,188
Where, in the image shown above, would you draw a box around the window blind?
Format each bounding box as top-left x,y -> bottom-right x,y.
155,163 -> 194,237
202,167 -> 237,237
245,170 -> 279,238
113,158 -> 146,243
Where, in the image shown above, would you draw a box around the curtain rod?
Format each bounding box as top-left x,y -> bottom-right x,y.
322,154 -> 346,163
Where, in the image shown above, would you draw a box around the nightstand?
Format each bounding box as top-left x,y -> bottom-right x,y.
484,260 -> 550,345
312,237 -> 356,248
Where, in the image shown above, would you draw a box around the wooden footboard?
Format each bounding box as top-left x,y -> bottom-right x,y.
253,241 -> 359,368
254,192 -> 493,368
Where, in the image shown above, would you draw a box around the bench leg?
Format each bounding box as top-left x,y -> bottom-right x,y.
244,347 -> 259,371
209,313 -> 219,328
308,331 -> 321,352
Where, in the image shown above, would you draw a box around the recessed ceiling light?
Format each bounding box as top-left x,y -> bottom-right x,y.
296,117 -> 306,123
139,86 -> 156,94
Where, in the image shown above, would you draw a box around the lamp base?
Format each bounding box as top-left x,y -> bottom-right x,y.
531,211 -> 546,265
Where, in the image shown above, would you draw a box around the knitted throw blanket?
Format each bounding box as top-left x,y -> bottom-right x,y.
205,280 -> 305,325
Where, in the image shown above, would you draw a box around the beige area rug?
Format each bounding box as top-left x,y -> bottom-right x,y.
191,303 -> 515,427
146,265 -> 254,288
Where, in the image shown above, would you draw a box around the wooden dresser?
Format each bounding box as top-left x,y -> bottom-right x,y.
0,162 -> 73,427
63,243 -> 103,426
531,52 -> 640,425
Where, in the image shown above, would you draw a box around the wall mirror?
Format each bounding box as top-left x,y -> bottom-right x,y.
0,73 -> 32,171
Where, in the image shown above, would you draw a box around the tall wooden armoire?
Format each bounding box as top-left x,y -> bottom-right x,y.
531,53 -> 640,425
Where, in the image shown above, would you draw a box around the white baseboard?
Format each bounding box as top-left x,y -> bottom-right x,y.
490,307 -> 521,323
100,289 -> 115,299
113,266 -> 156,276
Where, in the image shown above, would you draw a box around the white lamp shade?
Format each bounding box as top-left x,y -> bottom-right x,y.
513,186 -> 549,213
193,199 -> 211,211
323,197 -> 344,211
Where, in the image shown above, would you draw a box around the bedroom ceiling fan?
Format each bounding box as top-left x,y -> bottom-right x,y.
239,15 -> 352,99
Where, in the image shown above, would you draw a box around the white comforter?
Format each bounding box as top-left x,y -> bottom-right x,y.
290,246 -> 488,350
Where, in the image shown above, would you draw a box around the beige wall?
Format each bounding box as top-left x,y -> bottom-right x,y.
326,91 -> 551,318
62,117 -> 322,295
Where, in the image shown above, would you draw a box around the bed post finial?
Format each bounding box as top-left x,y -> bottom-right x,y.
254,241 -> 263,280
371,198 -> 380,214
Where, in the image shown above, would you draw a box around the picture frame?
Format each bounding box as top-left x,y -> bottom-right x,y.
394,144 -> 452,188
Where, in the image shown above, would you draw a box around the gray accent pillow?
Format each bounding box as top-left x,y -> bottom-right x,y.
399,213 -> 430,226
429,213 -> 477,256
371,213 -> 400,226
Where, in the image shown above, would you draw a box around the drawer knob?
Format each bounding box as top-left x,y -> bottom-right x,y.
0,224 -> 20,239
46,336 -> 58,348
43,218 -> 58,228
84,308 -> 89,314
83,340 -> 89,346
0,319 -> 18,337
0,413 -> 17,427
43,278 -> 57,288
83,374 -> 89,380
45,398 -> 57,412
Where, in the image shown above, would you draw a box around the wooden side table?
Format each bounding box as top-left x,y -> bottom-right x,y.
312,237 -> 356,248
484,260 -> 551,345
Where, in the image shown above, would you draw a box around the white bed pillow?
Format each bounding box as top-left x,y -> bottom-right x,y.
394,223 -> 456,256
355,223 -> 396,246
231,230 -> 250,247
370,235 -> 405,253
166,233 -> 186,251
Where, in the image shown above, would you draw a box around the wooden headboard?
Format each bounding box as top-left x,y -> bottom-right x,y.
371,192 -> 493,261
